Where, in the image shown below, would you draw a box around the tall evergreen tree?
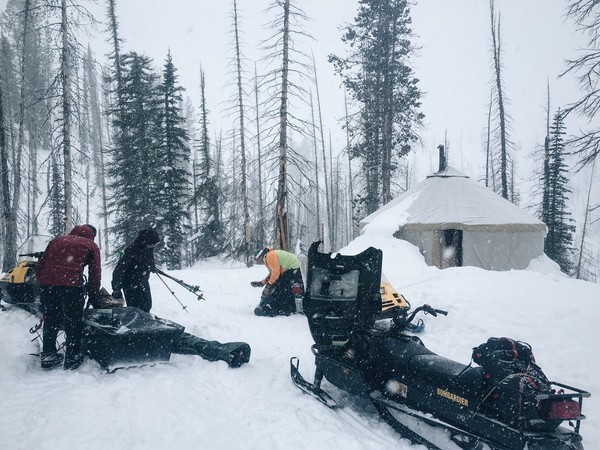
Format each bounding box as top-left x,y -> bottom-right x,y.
191,69 -> 222,258
542,109 -> 576,274
156,51 -> 190,270
107,52 -> 162,251
330,0 -> 423,216
48,151 -> 65,237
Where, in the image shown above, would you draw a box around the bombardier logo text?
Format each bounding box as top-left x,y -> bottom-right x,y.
436,388 -> 469,406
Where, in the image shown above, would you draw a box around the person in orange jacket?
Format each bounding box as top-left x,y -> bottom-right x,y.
251,247 -> 303,317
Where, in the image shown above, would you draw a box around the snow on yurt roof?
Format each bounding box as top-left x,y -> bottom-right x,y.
360,167 -> 546,232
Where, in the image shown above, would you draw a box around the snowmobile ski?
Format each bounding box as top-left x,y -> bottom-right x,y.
290,357 -> 338,409
371,390 -> 491,450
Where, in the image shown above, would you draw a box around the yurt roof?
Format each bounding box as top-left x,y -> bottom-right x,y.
360,167 -> 546,232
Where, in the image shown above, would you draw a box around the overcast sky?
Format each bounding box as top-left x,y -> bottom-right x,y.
85,1 -> 586,181
0,0 -> 590,193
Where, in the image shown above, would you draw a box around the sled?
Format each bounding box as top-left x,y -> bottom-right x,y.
80,307 -> 252,371
83,307 -> 185,371
290,241 -> 590,450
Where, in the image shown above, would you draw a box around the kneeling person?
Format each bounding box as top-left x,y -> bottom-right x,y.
251,247 -> 302,317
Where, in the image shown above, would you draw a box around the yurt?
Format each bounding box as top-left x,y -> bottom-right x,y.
359,166 -> 547,270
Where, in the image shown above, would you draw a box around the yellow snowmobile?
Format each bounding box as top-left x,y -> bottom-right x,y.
0,235 -> 52,314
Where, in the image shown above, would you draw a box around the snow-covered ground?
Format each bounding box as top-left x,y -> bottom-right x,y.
1,234 -> 599,450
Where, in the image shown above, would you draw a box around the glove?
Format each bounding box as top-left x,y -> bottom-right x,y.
250,281 -> 263,288
112,290 -> 123,299
88,295 -> 101,309
262,284 -> 272,298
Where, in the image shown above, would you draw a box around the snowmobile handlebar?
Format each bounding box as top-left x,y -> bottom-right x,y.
18,252 -> 44,258
420,304 -> 448,317
393,304 -> 448,330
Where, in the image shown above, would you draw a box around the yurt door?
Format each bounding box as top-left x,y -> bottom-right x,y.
434,229 -> 463,268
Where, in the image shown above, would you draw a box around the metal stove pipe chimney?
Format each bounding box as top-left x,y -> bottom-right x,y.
438,144 -> 447,172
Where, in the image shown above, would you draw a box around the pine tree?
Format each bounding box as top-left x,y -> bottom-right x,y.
155,51 -> 190,270
543,109 -> 576,274
108,52 -> 162,251
48,151 -> 65,237
191,69 -> 222,258
330,0 -> 423,216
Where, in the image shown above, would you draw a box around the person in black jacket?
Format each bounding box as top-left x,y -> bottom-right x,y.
111,228 -> 160,313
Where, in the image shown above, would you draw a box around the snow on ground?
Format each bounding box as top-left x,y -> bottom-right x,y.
1,237 -> 599,450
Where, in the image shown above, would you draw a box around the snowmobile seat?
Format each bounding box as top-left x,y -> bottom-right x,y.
303,242 -> 383,349
409,353 -> 484,392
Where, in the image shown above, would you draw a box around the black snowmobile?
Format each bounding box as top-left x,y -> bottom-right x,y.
291,242 -> 590,450
1,235 -> 250,370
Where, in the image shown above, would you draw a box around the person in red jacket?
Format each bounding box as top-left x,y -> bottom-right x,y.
36,224 -> 102,370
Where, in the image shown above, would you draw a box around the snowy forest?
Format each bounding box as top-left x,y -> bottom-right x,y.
0,0 -> 599,280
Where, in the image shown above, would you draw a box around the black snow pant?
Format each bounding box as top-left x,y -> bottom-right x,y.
258,268 -> 302,314
124,279 -> 152,313
41,286 -> 86,359
172,332 -> 251,368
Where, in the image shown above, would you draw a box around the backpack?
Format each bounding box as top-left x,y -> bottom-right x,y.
472,337 -> 535,378
472,337 -> 552,429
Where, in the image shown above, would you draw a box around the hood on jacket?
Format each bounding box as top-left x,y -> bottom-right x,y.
69,224 -> 96,240
134,228 -> 160,247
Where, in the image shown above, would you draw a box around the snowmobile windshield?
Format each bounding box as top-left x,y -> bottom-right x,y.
16,235 -> 53,263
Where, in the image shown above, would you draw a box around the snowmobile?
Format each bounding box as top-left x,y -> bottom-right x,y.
0,235 -> 124,313
290,242 -> 590,450
0,235 -> 51,314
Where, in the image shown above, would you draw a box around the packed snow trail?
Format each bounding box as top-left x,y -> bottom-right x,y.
1,243 -> 599,450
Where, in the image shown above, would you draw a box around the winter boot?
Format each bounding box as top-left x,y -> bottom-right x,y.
227,343 -> 251,368
41,352 -> 64,370
64,353 -> 84,370
254,304 -> 276,317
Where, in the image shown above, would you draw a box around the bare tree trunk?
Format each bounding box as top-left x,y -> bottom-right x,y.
1,70 -> 15,271
275,0 -> 291,251
232,0 -> 251,266
490,0 -> 508,199
312,53 -> 333,251
485,90 -> 492,188
100,67 -> 112,257
309,91 -> 321,241
107,0 -> 123,97
61,0 -> 73,231
344,91 -> 355,240
575,160 -> 595,279
3,0 -> 32,270
542,82 -> 551,225
253,65 -> 265,247
329,130 -> 337,249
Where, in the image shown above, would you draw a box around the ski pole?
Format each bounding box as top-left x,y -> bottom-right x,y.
155,269 -> 204,301
155,272 -> 189,313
